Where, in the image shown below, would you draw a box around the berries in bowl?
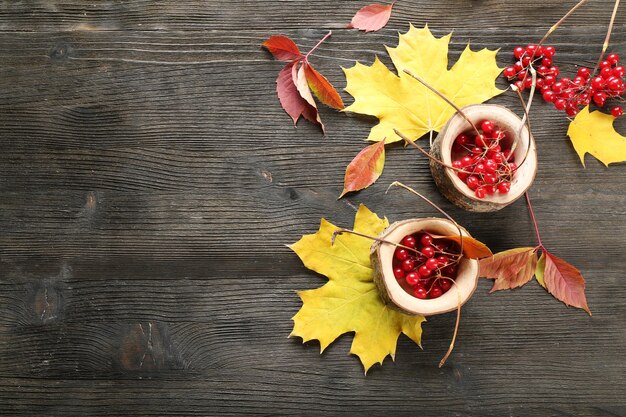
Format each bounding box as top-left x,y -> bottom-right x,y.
430,104 -> 538,212
370,218 -> 480,316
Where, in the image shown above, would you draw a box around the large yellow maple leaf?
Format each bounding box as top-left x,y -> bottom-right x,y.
567,106 -> 626,167
343,24 -> 503,143
289,204 -> 425,373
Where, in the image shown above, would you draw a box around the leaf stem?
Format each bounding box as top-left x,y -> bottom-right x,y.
304,31 -> 333,61
525,191 -> 543,248
402,69 -> 481,136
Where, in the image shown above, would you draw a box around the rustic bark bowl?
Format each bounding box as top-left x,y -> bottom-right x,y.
430,104 -> 538,212
371,218 -> 479,316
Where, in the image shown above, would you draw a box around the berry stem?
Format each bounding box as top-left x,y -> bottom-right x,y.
394,128 -> 468,173
387,181 -> 465,257
538,0 -> 589,47
511,87 -> 535,171
525,191 -> 543,248
589,0 -> 621,79
304,31 -> 332,61
332,228 -> 421,254
439,281 -> 461,368
402,69 -> 481,136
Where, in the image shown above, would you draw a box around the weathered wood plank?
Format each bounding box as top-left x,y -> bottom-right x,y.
0,1 -> 625,415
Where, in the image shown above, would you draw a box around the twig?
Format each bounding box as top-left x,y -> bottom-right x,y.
590,0 -> 621,78
439,282 -> 461,368
510,87 -> 534,171
332,228 -> 421,255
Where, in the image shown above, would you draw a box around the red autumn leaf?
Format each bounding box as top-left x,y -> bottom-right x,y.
432,235 -> 493,259
347,2 -> 395,32
340,139 -> 386,197
542,250 -> 591,315
303,63 -> 345,110
262,35 -> 302,61
276,61 -> 319,126
479,247 -> 538,292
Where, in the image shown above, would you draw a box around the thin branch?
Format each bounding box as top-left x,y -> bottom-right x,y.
332,228 -> 421,255
510,87 -> 534,171
538,0 -> 589,47
590,0 -> 621,78
394,129 -> 468,173
402,69 -> 480,136
439,281 -> 461,368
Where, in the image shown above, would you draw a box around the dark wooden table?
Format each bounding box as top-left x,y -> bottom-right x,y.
1,1 -> 625,415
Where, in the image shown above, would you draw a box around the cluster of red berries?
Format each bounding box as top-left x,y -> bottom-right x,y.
392,232 -> 460,299
451,119 -> 515,199
503,44 -> 624,118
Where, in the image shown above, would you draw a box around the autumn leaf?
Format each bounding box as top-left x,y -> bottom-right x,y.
289,204 -> 425,373
535,252 -> 546,288
340,139 -> 386,197
432,235 -> 493,259
479,247 -> 538,292
567,105 -> 626,167
262,35 -> 302,61
540,250 -> 591,315
263,32 -> 344,131
344,24 -> 503,144
347,3 -> 394,32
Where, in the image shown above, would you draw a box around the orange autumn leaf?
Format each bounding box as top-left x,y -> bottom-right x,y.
479,247 -> 538,292
347,3 -> 395,33
304,62 -> 344,110
541,250 -> 591,315
432,234 -> 493,259
340,139 -> 386,197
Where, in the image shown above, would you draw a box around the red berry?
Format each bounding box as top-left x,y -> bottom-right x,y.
426,258 -> 439,270
440,279 -> 452,292
437,255 -> 449,266
521,56 -> 531,67
513,46 -> 525,59
565,106 -> 579,117
593,92 -> 607,107
461,156 -> 473,166
484,185 -> 497,195
497,182 -> 511,194
542,90 -> 556,102
471,146 -> 483,155
591,76 -> 605,89
481,120 -> 494,134
554,98 -> 567,110
475,134 -> 489,147
418,234 -> 432,247
503,66 -> 516,78
475,187 -> 486,199
395,248 -> 409,261
421,246 -> 435,258
613,66 -> 625,77
413,287 -> 427,299
543,75 -> 556,86
525,44 -> 537,56
549,66 -> 560,76
401,259 -> 415,272
402,235 -> 417,248
601,67 -> 612,79
523,77 -> 533,89
393,267 -> 405,279
514,80 -> 525,91
543,46 -> 556,58
406,272 -> 420,286
551,81 -> 564,93
513,61 -> 524,72
607,77 -> 622,91
452,160 -> 463,169
466,176 -> 479,189
484,159 -> 497,173
611,106 -> 624,118
600,60 -> 612,69
541,57 -> 553,67
429,285 -> 443,299
418,265 -> 432,277
456,133 -> 471,146
484,173 -> 498,185
607,53 -> 620,65
577,67 -> 591,78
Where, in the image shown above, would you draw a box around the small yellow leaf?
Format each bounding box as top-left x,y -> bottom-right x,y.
567,106 -> 626,167
535,252 -> 546,289
343,24 -> 503,143
290,204 -> 426,373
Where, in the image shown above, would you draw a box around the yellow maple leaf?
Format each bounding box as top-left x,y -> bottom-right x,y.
567,106 -> 626,167
289,204 -> 425,373
343,24 -> 504,143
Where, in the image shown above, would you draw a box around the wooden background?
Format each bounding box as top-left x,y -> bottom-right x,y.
0,1 -> 625,415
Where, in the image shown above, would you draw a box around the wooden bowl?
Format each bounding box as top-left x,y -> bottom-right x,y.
430,104 -> 538,212
370,218 -> 479,316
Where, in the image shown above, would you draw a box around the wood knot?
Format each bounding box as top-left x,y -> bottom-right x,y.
117,322 -> 183,372
32,282 -> 63,323
50,42 -> 70,60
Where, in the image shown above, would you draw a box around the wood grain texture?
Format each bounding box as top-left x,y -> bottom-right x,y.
0,0 -> 625,415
